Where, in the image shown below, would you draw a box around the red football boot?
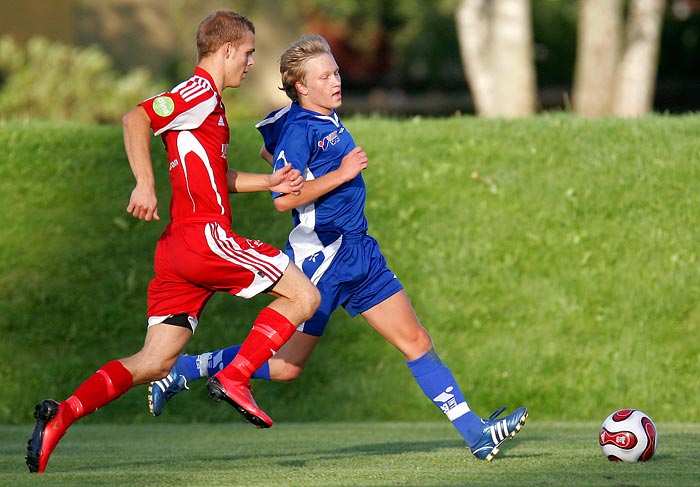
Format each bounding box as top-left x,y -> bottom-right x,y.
206,376 -> 273,428
26,399 -> 71,473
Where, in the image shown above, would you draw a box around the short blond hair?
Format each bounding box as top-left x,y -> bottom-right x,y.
196,10 -> 254,61
279,34 -> 332,102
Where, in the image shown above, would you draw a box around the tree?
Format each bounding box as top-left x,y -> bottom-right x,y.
571,0 -> 623,116
611,0 -> 666,116
455,0 -> 538,117
573,0 -> 666,117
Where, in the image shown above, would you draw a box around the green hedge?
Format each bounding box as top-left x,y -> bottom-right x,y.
2,114 -> 699,425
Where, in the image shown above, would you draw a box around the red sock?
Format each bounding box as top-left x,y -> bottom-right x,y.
61,360 -> 133,425
218,308 -> 296,384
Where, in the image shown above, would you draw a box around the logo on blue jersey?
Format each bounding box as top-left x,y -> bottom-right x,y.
302,251 -> 325,277
277,150 -> 290,166
317,128 -> 345,151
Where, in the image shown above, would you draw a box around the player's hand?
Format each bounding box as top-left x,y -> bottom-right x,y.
127,184 -> 160,221
337,146 -> 368,183
269,164 -> 304,195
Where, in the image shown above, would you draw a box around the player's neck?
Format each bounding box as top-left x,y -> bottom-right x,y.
299,102 -> 333,116
197,57 -> 225,94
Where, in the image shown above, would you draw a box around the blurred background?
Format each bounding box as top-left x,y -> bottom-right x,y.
0,0 -> 698,121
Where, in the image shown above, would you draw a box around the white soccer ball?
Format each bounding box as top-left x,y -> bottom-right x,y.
599,409 -> 657,462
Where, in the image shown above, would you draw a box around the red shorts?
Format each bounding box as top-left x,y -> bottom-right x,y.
146,219 -> 289,331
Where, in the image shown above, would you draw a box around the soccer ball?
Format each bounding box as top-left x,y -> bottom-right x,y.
599,409 -> 657,462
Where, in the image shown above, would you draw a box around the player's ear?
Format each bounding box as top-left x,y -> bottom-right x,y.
295,80 -> 307,96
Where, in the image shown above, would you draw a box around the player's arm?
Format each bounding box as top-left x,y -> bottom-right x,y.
227,165 -> 303,195
123,106 -> 159,221
273,146 -> 367,213
260,144 -> 274,167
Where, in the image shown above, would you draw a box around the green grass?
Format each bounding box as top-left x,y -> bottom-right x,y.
1,115 -> 700,427
2,421 -> 699,486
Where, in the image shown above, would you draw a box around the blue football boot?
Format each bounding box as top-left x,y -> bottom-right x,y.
148,360 -> 190,416
470,406 -> 528,461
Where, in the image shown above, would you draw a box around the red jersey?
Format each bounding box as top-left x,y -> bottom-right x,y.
140,67 -> 232,224
137,68 -> 290,325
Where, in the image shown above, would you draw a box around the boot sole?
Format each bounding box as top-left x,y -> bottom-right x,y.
26,399 -> 59,473
207,379 -> 271,429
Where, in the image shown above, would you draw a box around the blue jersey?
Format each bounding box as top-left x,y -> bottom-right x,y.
256,104 -> 402,335
257,103 -> 368,261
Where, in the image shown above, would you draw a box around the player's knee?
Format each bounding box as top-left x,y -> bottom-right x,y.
122,349 -> 178,383
303,285 -> 321,319
293,280 -> 320,322
144,364 -> 173,382
277,267 -> 320,321
415,327 -> 433,352
402,326 -> 433,359
141,357 -> 177,382
271,362 -> 304,382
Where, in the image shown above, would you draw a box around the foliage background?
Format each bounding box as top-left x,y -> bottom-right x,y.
0,0 -> 699,122
2,115 -> 699,425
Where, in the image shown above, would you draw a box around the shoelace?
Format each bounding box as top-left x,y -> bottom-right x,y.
488,406 -> 507,421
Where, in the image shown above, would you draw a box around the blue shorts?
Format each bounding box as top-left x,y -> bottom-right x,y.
294,233 -> 403,336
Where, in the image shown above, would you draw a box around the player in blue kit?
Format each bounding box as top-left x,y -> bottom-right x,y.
149,34 -> 527,461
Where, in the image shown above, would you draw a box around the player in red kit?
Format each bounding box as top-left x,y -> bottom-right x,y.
25,10 -> 320,474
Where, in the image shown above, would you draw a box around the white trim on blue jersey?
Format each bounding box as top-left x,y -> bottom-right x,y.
255,104 -> 291,129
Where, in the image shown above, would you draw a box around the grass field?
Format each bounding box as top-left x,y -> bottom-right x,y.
2,421 -> 699,486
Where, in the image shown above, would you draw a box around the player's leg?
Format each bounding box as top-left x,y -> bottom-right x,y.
361,290 -> 527,460
150,344 -> 258,417
361,291 -> 483,442
151,222 -> 332,417
169,330 -> 318,383
149,331 -> 321,416
26,323 -> 191,473
360,290 -> 432,360
207,262 -> 320,427
212,257 -> 329,384
149,252 -> 336,415
119,323 -> 193,384
268,331 -> 320,380
264,260 -> 321,324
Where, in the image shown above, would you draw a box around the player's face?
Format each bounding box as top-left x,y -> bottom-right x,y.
297,53 -> 341,115
225,30 -> 255,89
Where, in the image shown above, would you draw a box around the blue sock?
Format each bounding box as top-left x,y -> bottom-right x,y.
176,345 -> 271,381
407,349 -> 483,447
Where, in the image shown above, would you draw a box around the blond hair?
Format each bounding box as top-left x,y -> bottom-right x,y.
196,10 -> 255,61
279,34 -> 332,102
